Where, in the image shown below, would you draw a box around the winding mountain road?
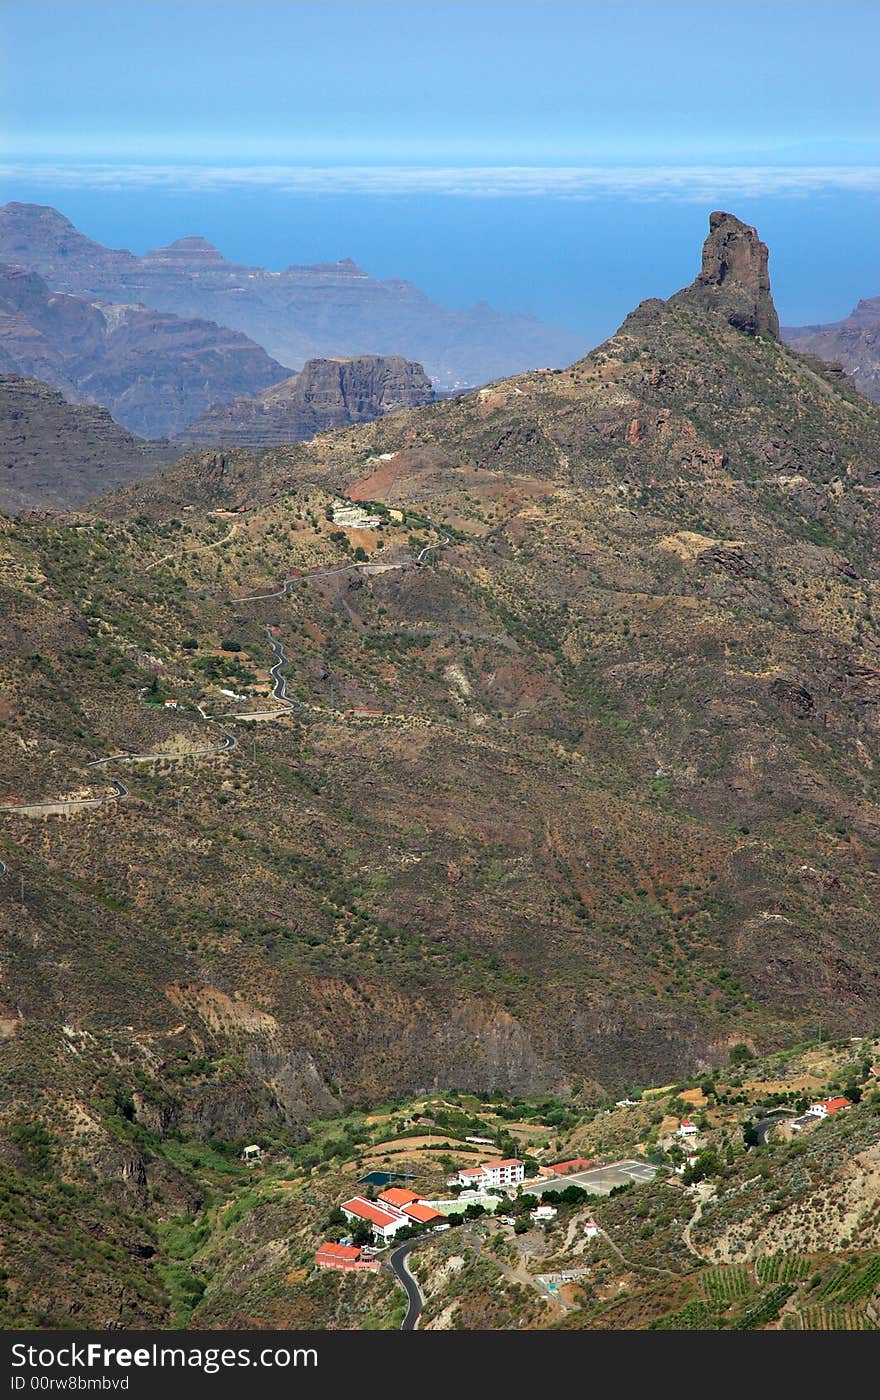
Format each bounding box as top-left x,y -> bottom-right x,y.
388,1238 -> 426,1331
264,628 -> 304,711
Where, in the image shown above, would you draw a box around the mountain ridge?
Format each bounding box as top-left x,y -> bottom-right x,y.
0,201 -> 586,389
0,258 -> 289,437
784,295 -> 880,403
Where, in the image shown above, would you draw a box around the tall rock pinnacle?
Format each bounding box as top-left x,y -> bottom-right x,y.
674,210 -> 780,338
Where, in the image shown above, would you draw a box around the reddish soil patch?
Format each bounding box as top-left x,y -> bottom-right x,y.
349,456 -> 404,501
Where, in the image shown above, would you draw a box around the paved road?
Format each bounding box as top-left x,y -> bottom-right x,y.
232,558 -> 410,605
264,628 -> 304,711
416,528 -> 451,564
388,1238 -> 426,1331
752,1108 -> 796,1145
0,858 -> 7,876
1,732 -> 235,816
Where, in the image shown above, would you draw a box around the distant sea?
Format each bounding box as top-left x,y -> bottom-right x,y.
2,172 -> 878,346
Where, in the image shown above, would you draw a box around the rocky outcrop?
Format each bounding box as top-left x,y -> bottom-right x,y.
674,210 -> 780,337
179,355 -> 435,446
784,297 -> 880,402
0,374 -> 178,512
0,202 -> 585,390
0,260 -> 289,437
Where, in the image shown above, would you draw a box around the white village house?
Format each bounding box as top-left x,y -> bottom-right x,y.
455,1158 -> 526,1190
805,1097 -> 852,1119
530,1204 -> 557,1223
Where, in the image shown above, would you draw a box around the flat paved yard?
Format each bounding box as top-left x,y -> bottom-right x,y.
528,1159 -> 658,1196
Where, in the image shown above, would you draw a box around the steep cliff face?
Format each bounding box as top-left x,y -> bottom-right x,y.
0,202 -> 585,389
671,210 -> 780,337
179,355 -> 435,446
0,375 -> 177,511
0,260 -> 289,437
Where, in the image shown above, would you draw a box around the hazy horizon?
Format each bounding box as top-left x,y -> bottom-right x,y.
2,1 -> 879,348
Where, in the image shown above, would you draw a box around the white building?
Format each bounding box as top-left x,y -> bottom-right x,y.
457,1158 -> 526,1189
332,502 -> 382,529
530,1205 -> 557,1223
340,1196 -> 409,1244
806,1097 -> 852,1119
677,1120 -> 699,1139
583,1220 -> 600,1238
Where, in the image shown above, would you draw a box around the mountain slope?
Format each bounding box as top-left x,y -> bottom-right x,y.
784,296 -> 880,403
0,375 -> 178,512
0,260 -> 289,437
4,212 -> 880,1328
0,202 -> 586,390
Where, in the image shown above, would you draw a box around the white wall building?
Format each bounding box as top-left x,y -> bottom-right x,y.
456,1158 -> 526,1189
340,1196 -> 409,1244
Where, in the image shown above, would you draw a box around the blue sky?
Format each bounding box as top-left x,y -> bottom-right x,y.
2,1 -> 879,341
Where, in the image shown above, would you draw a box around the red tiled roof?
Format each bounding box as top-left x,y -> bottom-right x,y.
379,1188 -> 420,1208
403,1202 -> 443,1224
549,1158 -> 592,1173
824,1097 -> 853,1114
341,1197 -> 401,1228
316,1242 -> 362,1261
481,1158 -> 524,1170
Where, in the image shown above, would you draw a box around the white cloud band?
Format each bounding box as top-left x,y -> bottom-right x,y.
2,163 -> 880,200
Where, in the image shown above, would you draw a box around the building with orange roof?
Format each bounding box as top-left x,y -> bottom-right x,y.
314,1241 -> 379,1272
806,1096 -> 853,1119
402,1201 -> 444,1226
340,1195 -> 409,1243
378,1187 -> 420,1209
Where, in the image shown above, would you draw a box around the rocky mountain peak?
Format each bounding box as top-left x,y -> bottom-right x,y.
674,209 -> 779,338
0,200 -> 118,261
178,353 -> 435,447
144,236 -> 227,264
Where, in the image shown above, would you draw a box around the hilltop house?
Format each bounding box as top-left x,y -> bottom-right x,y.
677,1120 -> 699,1139
530,1204 -> 557,1223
